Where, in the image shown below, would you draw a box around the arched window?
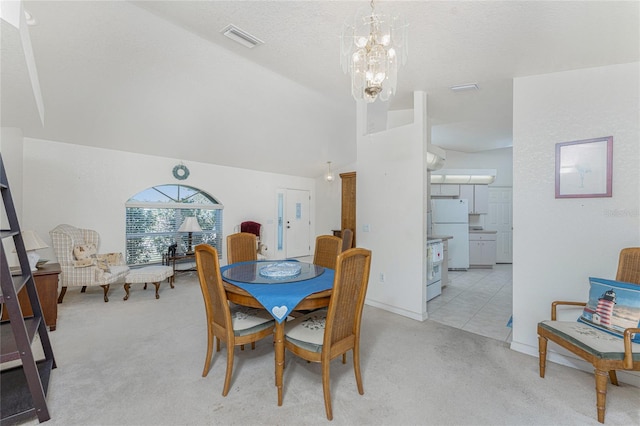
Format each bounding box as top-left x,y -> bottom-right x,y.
125,184 -> 223,265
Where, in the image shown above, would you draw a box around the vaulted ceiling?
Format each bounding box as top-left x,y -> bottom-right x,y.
2,1 -> 638,178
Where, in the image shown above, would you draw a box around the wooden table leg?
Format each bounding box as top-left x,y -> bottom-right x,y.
275,321 -> 285,406
595,369 -> 608,423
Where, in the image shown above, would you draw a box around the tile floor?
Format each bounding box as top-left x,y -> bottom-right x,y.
427,263 -> 513,343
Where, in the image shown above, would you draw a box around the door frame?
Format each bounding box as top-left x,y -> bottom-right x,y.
275,188 -> 312,258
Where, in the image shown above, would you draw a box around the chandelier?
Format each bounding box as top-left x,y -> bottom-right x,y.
325,161 -> 335,182
341,0 -> 408,103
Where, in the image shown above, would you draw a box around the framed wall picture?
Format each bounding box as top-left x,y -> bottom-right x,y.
555,136 -> 613,198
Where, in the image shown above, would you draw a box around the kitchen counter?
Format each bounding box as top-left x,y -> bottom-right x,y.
428,234 -> 453,241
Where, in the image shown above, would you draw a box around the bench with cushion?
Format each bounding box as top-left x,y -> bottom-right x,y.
124,266 -> 174,300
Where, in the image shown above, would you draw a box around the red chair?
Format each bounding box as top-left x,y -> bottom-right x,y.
240,221 -> 261,239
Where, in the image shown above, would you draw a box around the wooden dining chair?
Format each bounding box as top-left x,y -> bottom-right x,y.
341,228 -> 353,252
194,244 -> 275,396
313,235 -> 342,270
537,247 -> 640,423
284,248 -> 372,420
226,232 -> 257,264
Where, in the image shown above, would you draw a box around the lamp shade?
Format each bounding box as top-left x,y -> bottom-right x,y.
178,217 -> 202,233
22,230 -> 48,251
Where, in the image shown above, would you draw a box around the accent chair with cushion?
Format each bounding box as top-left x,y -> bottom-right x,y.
50,224 -> 130,303
284,248 -> 372,420
194,243 -> 275,396
537,247 -> 640,423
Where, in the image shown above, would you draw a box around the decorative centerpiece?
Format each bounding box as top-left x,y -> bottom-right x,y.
259,262 -> 302,279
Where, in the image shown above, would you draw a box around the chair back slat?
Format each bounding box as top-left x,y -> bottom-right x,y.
313,235 -> 342,270
616,247 -> 640,285
324,248 -> 372,350
227,232 -> 258,264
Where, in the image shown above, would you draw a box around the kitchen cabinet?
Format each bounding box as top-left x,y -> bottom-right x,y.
431,184 -> 459,197
459,184 -> 489,214
469,232 -> 497,267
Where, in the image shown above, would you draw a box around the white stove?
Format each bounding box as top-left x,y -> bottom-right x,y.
427,239 -> 444,302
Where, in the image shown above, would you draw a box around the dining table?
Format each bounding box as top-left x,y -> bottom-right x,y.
220,260 -> 334,406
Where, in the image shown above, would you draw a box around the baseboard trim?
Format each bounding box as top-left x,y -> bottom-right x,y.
365,299 -> 427,321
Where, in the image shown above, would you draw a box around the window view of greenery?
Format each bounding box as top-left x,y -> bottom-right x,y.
125,184 -> 223,265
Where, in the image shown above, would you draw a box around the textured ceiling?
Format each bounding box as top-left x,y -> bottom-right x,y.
2,1 -> 638,177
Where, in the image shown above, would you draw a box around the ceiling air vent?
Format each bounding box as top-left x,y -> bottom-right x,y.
221,24 -> 264,49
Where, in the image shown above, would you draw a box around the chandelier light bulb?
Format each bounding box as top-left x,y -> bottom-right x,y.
325,161 -> 335,182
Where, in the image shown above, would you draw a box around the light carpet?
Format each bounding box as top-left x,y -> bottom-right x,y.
21,272 -> 639,425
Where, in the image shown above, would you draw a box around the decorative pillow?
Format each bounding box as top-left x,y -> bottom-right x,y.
91,254 -> 111,273
578,277 -> 640,343
102,252 -> 124,266
73,243 -> 97,260
73,258 -> 95,268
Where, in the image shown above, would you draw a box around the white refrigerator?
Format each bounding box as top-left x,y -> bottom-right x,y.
431,199 -> 469,269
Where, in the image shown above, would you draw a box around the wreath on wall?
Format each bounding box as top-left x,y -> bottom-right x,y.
172,164 -> 190,180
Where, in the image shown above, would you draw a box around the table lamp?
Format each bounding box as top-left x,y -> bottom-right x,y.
178,217 -> 202,254
22,230 -> 49,271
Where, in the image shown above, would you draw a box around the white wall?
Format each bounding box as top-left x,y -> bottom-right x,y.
511,62 -> 640,385
1,127 -> 25,265
0,127 -> 25,221
442,147 -> 513,187
21,138 -> 316,265
357,92 -> 428,320
314,162 -> 357,236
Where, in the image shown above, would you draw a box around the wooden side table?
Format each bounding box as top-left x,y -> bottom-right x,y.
162,253 -> 196,284
0,263 -> 61,331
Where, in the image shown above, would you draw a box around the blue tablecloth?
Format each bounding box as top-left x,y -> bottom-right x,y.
221,261 -> 334,323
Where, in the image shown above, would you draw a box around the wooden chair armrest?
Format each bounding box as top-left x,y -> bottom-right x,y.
551,301 -> 586,320
623,328 -> 640,369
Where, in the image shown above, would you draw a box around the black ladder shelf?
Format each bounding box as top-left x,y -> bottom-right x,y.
1,154 -> 56,424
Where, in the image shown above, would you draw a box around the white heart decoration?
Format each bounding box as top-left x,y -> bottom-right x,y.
272,305 -> 288,319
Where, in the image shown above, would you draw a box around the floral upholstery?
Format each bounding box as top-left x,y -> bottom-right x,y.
50,224 -> 130,302
231,305 -> 276,337
284,310 -> 328,353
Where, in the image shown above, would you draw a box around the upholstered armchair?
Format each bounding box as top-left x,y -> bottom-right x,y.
50,224 -> 130,303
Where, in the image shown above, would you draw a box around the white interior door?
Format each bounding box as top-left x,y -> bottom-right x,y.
285,189 -> 310,258
486,187 -> 513,263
